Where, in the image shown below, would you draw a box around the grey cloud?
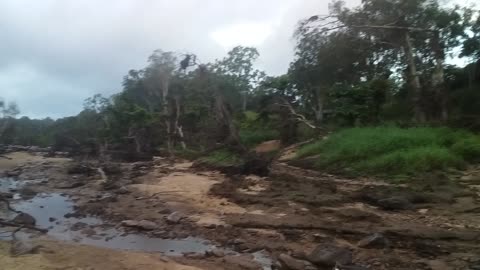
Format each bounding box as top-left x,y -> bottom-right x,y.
0,0 -> 358,119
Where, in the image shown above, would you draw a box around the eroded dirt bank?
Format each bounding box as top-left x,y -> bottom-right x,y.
1,151 -> 480,270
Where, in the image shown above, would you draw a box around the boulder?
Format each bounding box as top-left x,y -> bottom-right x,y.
12,213 -> 36,226
278,253 -> 317,270
166,211 -> 184,224
377,196 -> 414,211
357,233 -> 390,249
307,244 -> 352,267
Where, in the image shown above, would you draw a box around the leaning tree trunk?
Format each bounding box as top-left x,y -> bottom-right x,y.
404,31 -> 427,123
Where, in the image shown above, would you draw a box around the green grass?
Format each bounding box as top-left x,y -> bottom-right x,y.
239,129 -> 280,147
296,127 -> 480,175
200,149 -> 244,167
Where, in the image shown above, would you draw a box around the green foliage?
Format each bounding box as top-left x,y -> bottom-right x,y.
297,127 -> 480,175
239,129 -> 280,147
354,146 -> 464,174
328,80 -> 389,125
236,111 -> 280,147
200,149 -> 244,167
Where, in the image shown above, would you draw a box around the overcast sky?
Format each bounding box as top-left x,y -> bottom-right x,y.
0,0 -> 474,119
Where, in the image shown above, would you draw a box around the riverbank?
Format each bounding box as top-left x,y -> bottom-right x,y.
1,151 -> 480,269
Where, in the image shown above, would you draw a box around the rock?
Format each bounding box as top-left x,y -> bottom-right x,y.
278,253 -> 317,270
115,186 -> 130,195
357,233 -> 390,249
67,163 -> 96,175
55,181 -> 85,189
307,244 -> 352,267
208,248 -> 226,258
223,255 -> 262,270
158,208 -> 172,214
19,187 -> 37,198
166,211 -> 184,224
48,217 -> 56,222
337,208 -> 381,221
121,220 -> 158,230
377,196 -> 414,211
137,220 -> 158,230
5,170 -> 21,177
12,213 -> 36,226
0,192 -> 13,199
71,222 -> 89,231
184,252 -> 206,259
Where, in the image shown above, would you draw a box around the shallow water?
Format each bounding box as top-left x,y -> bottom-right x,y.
9,192 -> 212,255
0,177 -> 272,268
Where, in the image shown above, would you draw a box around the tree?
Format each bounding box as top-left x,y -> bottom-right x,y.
299,0 -> 473,123
214,46 -> 265,111
0,99 -> 20,141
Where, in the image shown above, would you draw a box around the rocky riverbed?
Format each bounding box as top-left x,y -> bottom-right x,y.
1,151 -> 480,270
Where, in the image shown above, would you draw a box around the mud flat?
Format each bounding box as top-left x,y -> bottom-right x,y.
1,151 -> 480,269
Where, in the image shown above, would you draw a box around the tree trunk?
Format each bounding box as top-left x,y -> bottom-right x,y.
312,89 -> 324,123
214,92 -> 245,152
173,96 -> 186,150
431,31 -> 448,122
404,31 -> 426,123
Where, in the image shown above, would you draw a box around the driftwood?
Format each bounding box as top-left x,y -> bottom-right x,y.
0,155 -> 11,160
0,220 -> 48,233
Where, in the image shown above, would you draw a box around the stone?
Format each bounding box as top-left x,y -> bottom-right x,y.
12,213 -> 36,226
377,196 -> 414,211
121,219 -> 157,230
184,252 -> 206,259
337,208 -> 381,221
278,253 -> 317,270
55,181 -> 85,189
0,192 -> 13,199
209,248 -> 226,258
357,233 -> 390,249
166,211 -> 184,224
71,222 -> 89,231
48,217 -> 56,222
115,186 -> 130,195
223,255 -> 262,270
5,170 -> 21,177
307,244 -> 352,267
19,187 -> 38,198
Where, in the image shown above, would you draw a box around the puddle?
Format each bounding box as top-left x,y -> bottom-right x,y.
0,177 -> 273,268
1,189 -> 212,255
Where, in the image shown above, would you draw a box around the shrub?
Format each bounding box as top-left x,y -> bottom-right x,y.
239,129 -> 280,147
297,126 -> 480,175
200,149 -> 244,167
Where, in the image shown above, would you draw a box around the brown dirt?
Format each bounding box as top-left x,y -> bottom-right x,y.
2,151 -> 480,269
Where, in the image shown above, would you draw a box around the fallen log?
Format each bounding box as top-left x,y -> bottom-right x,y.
0,220 -> 48,233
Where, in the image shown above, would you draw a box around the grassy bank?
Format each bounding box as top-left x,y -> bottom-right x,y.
297,127 -> 480,176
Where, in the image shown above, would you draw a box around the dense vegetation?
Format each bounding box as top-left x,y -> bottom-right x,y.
1,0 -> 480,175
298,127 -> 480,175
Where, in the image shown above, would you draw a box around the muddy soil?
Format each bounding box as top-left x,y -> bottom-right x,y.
1,151 -> 480,270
